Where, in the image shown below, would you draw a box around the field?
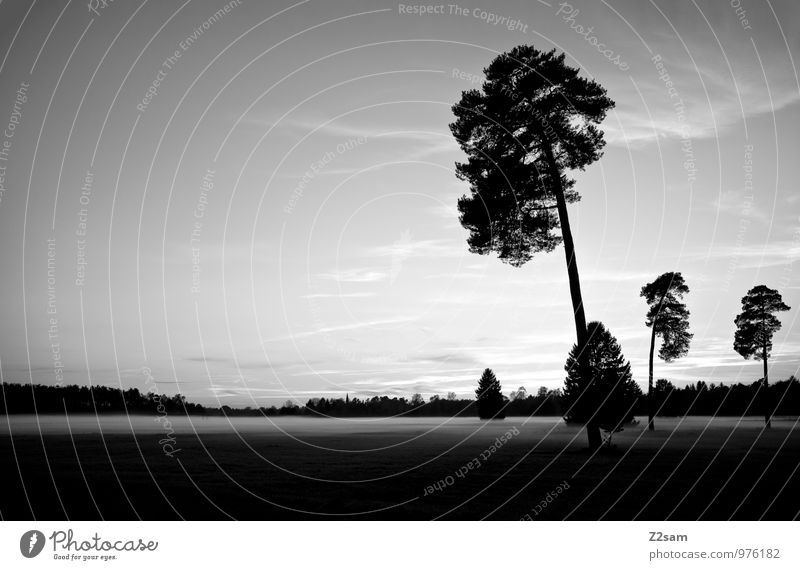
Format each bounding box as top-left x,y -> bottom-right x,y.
1,415 -> 799,520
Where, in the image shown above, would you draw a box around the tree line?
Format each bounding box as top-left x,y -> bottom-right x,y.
4,377 -> 800,418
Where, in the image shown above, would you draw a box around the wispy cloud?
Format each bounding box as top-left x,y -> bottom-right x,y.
301,292 -> 377,299
604,28 -> 800,146
364,236 -> 462,259
688,240 -> 800,268
710,189 -> 770,224
266,117 -> 453,147
270,316 -> 418,342
316,268 -> 388,283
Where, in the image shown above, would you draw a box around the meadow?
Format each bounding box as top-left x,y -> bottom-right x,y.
1,414 -> 798,520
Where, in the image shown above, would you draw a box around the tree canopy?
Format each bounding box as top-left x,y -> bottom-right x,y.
640,271 -> 693,430
449,46 -> 614,267
734,285 -> 790,361
641,271 -> 693,362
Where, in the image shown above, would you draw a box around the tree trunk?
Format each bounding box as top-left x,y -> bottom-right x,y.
540,138 -> 598,449
647,291 -> 668,431
763,345 -> 771,429
648,323 -> 656,431
760,302 -> 771,429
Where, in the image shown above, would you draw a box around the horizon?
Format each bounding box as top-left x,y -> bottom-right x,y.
1,0 -> 799,408
5,373 -> 799,413
2,370 -> 797,407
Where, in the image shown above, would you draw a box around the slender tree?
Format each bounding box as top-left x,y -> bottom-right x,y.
475,368 -> 506,419
640,272 -> 692,430
734,285 -> 790,428
562,321 -> 641,436
450,46 -> 614,449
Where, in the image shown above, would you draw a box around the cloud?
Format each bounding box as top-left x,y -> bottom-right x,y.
373,131 -> 457,160
271,316 -> 418,342
301,292 -> 377,299
316,268 -> 388,283
602,18 -> 800,147
268,117 -> 454,148
687,240 -> 800,268
207,387 -> 335,399
247,111 -> 459,165
410,352 -> 481,366
181,356 -> 234,363
364,236 -> 462,259
710,189 -> 770,223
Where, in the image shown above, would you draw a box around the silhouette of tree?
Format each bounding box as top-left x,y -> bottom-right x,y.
446,391 -> 458,401
280,399 -> 300,415
640,272 -> 692,430
5,378 -> 800,418
562,322 -> 641,439
449,46 -> 614,449
734,285 -> 790,427
475,368 -> 506,419
651,379 -> 678,416
509,386 -> 527,400
410,393 -> 424,407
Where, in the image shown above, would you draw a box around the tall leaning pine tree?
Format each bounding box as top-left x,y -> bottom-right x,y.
734,285 -> 790,428
450,46 -> 614,449
640,272 -> 692,431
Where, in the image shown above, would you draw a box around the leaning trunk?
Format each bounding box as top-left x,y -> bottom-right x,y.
541,139 -> 598,449
763,345 -> 771,428
647,291 -> 668,431
648,324 -> 656,431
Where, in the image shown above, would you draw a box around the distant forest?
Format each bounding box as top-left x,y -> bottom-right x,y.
2,378 -> 800,418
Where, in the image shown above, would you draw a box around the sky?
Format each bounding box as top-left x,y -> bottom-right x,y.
0,0 -> 798,406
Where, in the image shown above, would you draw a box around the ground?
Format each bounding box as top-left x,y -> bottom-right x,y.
1,415 -> 798,520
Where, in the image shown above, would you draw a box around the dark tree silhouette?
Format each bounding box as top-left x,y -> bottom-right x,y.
734,285 -> 790,428
640,272 -> 692,430
475,368 -> 506,419
651,379 -> 678,417
562,322 -> 641,439
6,379 -> 800,418
449,46 -> 614,449
509,386 -> 528,400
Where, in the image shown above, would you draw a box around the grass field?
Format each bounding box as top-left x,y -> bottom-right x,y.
1,415 -> 798,520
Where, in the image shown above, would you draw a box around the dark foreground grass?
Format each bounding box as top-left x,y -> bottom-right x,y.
1,416 -> 798,520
